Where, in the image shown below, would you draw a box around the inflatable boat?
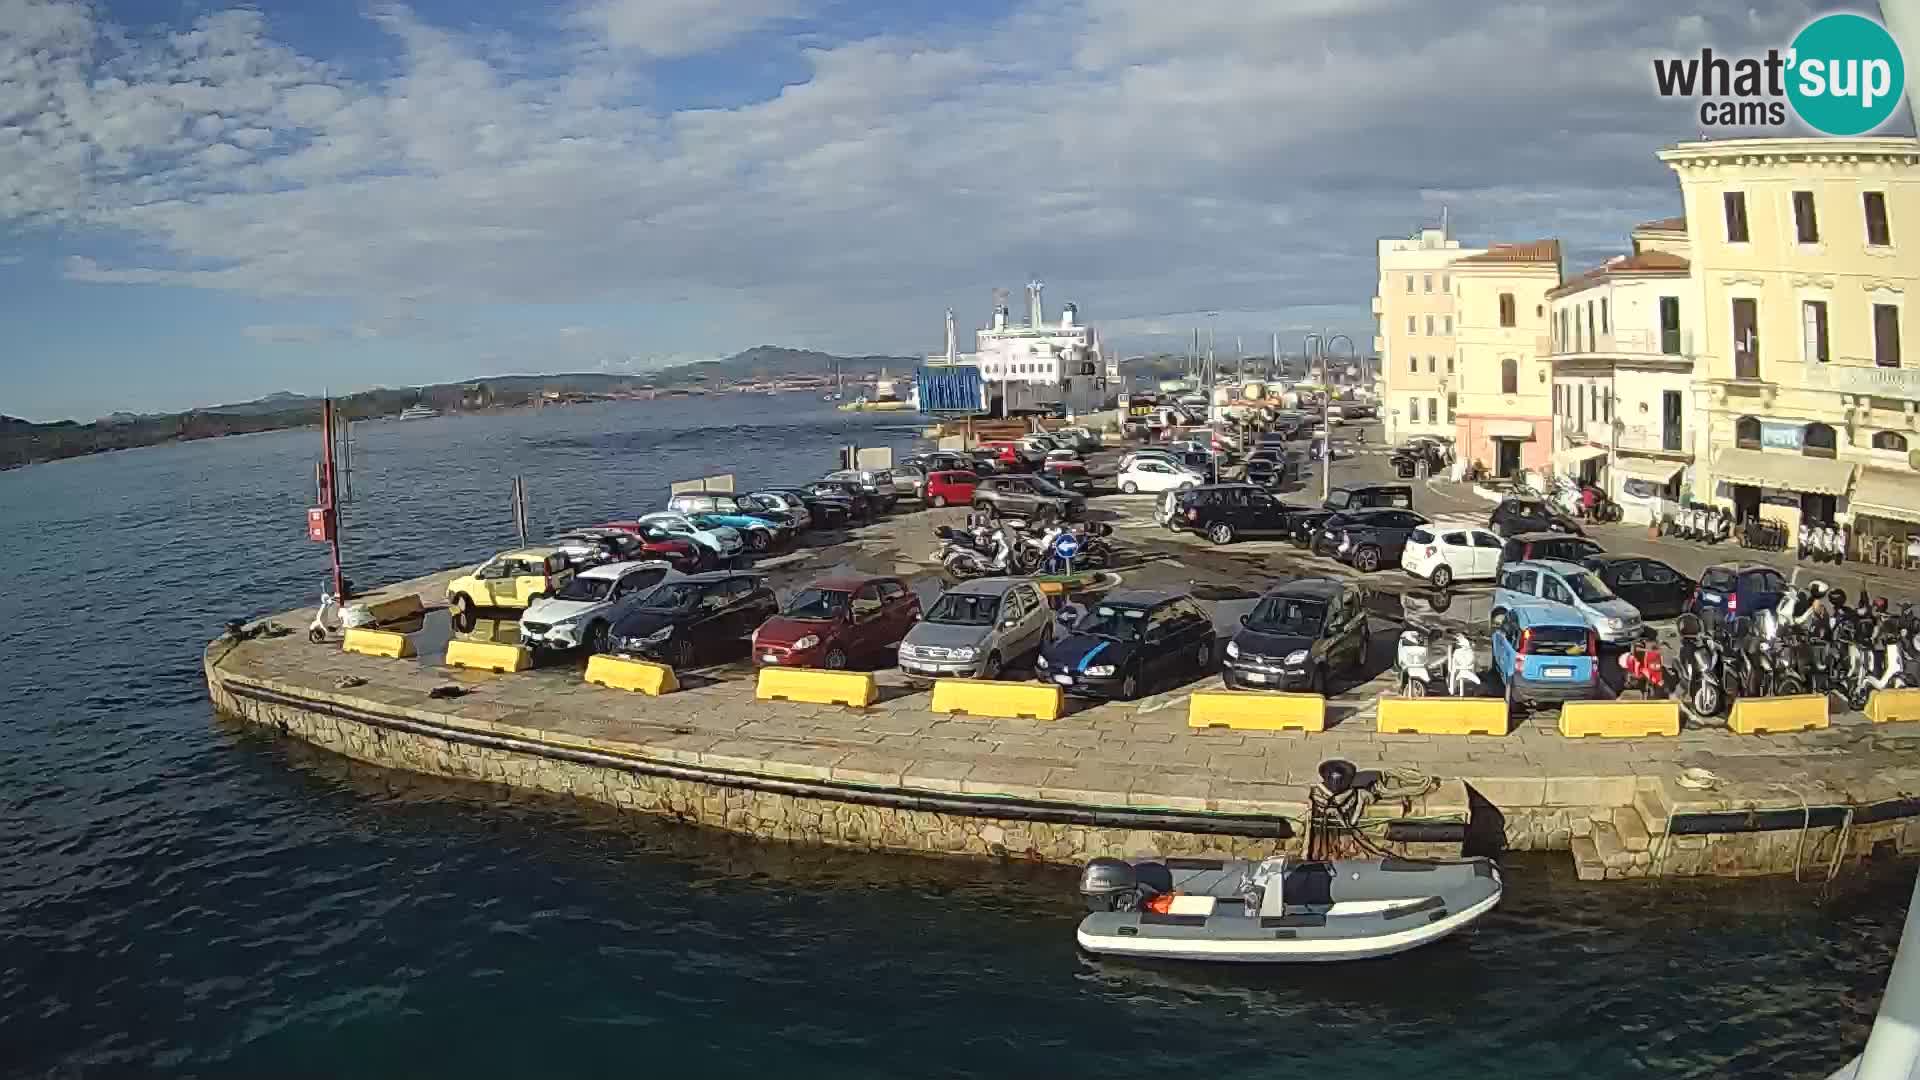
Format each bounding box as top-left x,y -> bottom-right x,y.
1076,854 -> 1502,963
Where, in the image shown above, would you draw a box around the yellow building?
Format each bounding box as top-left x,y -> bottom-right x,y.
1657,136 -> 1920,544
1450,240 -> 1561,477
1374,226 -> 1483,443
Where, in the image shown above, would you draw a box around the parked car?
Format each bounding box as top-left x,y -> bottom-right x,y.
446,547 -> 574,618
971,474 -> 1087,520
1689,562 -> 1787,625
607,571 -> 778,669
975,441 -> 1038,471
823,469 -> 900,511
1313,508 -> 1431,572
1035,589 -> 1216,700
758,488 -> 847,528
1488,496 -> 1584,538
1243,447 -> 1302,488
1116,457 -> 1206,495
1117,448 -> 1179,472
1493,559 -> 1643,646
806,479 -> 877,520
1400,525 -> 1508,588
745,490 -> 813,531
1165,483 -> 1308,544
1323,483 -> 1413,513
1221,578 -> 1370,693
922,470 -> 980,508
549,528 -> 654,570
1582,555 -> 1696,621
897,578 -> 1052,681
967,450 -> 1006,475
889,464 -> 928,501
1496,532 -> 1606,574
907,451 -> 974,474
1492,603 -> 1603,708
753,574 -> 922,669
1055,427 -> 1102,453
596,520 -> 710,571
636,511 -> 745,561
687,511 -> 782,553
1042,455 -> 1093,492
520,560 -> 676,653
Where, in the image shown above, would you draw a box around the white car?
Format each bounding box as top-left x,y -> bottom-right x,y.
1400,525 -> 1507,589
748,490 -> 812,530
637,511 -> 744,560
1117,458 -> 1206,495
1117,449 -> 1179,472
521,560 -> 677,652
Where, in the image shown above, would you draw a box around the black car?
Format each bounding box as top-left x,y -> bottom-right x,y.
1323,483 -> 1413,512
1166,483 -> 1310,544
906,451 -> 974,474
807,479 -> 878,520
1035,589 -> 1216,700
1312,508 -> 1431,572
1582,554 -> 1697,620
1287,509 -> 1338,548
967,450 -> 1006,475
1489,496 -> 1584,538
971,474 -> 1087,521
1244,448 -> 1303,487
1221,579 -> 1369,693
607,571 -> 779,669
1497,531 -> 1606,573
764,487 -> 852,528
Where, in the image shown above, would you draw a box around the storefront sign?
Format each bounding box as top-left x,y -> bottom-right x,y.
1760,488 -> 1801,507
1803,364 -> 1920,401
1759,421 -> 1803,450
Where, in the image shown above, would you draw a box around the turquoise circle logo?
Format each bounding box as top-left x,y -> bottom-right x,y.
1787,13 -> 1906,135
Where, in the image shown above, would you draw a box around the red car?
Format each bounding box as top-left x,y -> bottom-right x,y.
598,520 -> 711,572
974,441 -> 1033,470
923,470 -> 979,508
752,574 -> 922,669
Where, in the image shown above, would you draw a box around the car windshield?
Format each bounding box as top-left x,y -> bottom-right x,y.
1074,604 -> 1150,641
1029,476 -> 1071,497
1246,596 -> 1328,635
1525,626 -> 1591,655
553,576 -> 615,602
639,583 -> 704,611
782,588 -> 851,620
1566,571 -> 1617,604
926,592 -> 1000,626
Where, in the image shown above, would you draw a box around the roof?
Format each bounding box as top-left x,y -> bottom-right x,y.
1263,578 -> 1344,600
502,546 -> 561,559
1548,251 -> 1691,299
1702,562 -> 1781,575
678,569 -> 764,583
1339,507 -> 1420,520
948,577 -> 1025,596
1100,588 -> 1185,607
579,559 -> 673,579
1634,215 -> 1687,234
809,573 -> 894,590
1451,239 -> 1562,267
1512,558 -> 1589,574
1507,602 -> 1593,627
1507,531 -> 1595,543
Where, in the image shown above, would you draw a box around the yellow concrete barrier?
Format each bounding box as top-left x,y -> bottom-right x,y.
444,639 -> 533,674
930,678 -> 1064,720
1558,699 -> 1680,738
1376,696 -> 1508,736
365,593 -> 426,624
755,666 -> 876,708
341,627 -> 416,659
584,654 -> 678,696
1867,688 -> 1920,725
1727,694 -> 1829,735
1188,690 -> 1326,732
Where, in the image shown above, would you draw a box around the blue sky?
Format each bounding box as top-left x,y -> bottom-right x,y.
0,0 -> 1906,421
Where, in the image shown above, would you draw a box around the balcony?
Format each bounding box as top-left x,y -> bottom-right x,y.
1551,328 -> 1695,359
1370,296 -> 1384,316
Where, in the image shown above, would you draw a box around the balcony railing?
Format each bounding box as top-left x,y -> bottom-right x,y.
1553,328 -> 1694,358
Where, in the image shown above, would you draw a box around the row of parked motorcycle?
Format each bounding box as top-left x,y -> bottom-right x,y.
1663,506 -> 1854,564
1666,584 -> 1920,715
934,513 -> 1118,579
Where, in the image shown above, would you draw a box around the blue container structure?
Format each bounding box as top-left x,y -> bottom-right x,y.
916,367 -> 986,415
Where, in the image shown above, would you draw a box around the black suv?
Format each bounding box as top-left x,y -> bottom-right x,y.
1165,483 -> 1311,544
1312,508 -> 1431,572
1324,483 -> 1413,513
1496,531 -> 1605,573
608,571 -> 779,669
1222,578 -> 1370,693
1244,448 -> 1302,488
971,474 -> 1087,521
1488,496 -> 1584,538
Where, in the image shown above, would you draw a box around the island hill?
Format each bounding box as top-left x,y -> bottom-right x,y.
0,347 -> 915,471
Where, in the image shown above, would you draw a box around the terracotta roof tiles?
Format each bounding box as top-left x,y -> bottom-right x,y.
1546,251 -> 1691,299
1633,215 -> 1688,234
1452,239 -> 1562,266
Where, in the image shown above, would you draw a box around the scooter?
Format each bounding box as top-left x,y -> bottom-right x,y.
1841,618 -> 1908,710
1672,613 -> 1726,717
1797,522 -> 1815,561
308,590 -> 342,644
1396,628 -> 1433,697
1708,510 -> 1732,546
1445,632 -> 1481,697
1619,630 -> 1665,700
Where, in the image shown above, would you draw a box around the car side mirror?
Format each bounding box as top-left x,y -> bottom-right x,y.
1238,613 -> 1250,626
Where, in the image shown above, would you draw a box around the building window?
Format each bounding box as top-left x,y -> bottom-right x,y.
1553,384 -> 1562,415
1441,275 -> 1450,292
1426,315 -> 1435,336
1735,416 -> 1761,449
1446,393 -> 1456,422
1423,274 -> 1433,293
1793,190 -> 1820,243
1409,355 -> 1418,373
1662,390 -> 1683,451
1427,397 -> 1437,422
1724,191 -> 1750,242
1804,422 -> 1838,459
1586,302 -> 1596,352
1601,298 -> 1610,336
1442,315 -> 1452,334
1732,297 -> 1760,379
1558,308 -> 1568,352
1501,357 -> 1518,395
1866,191 -> 1892,246
1874,431 -> 1908,452
1427,355 -> 1436,373
1576,384 -> 1585,427
1407,316 -> 1416,334
1499,293 -> 1516,327
1406,274 -> 1414,292
1802,300 -> 1830,363
1877,304 -> 1903,369
1660,296 -> 1682,354
1602,389 -> 1611,424
1409,399 -> 1420,422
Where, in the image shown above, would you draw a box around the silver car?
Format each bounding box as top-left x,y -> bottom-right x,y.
889,464 -> 928,501
897,578 -> 1053,680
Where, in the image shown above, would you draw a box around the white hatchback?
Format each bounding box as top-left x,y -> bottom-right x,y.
1400,525 -> 1506,589
1117,458 -> 1206,495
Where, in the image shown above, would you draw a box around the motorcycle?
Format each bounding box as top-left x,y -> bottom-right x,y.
1672,613 -> 1726,717
1840,616 -> 1908,710
1396,628 -> 1433,697
1619,630 -> 1665,700
308,590 -> 342,644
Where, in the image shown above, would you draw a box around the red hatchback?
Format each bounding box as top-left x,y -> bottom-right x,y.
752,575 -> 922,669
923,470 -> 979,508
598,520 -> 710,572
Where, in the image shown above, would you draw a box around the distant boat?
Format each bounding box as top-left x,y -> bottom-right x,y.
837,396 -> 913,412
398,404 -> 440,420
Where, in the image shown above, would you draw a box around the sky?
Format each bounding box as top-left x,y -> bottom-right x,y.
0,0 -> 1910,421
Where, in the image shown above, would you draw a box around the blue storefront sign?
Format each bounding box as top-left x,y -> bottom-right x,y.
1759,421 -> 1804,451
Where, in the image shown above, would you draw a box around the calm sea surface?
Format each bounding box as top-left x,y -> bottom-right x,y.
0,395 -> 1906,1078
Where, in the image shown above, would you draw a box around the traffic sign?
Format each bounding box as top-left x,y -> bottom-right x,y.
1052,533 -> 1082,560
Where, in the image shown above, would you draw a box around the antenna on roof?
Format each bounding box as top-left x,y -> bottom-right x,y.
1440,204 -> 1449,238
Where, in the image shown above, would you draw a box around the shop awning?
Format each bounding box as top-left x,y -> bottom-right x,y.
1554,445 -> 1609,469
1710,446 -> 1854,496
1612,457 -> 1685,485
1485,420 -> 1536,440
1852,467 -> 1920,525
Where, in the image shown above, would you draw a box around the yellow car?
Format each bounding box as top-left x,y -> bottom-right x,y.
447,548 -> 573,617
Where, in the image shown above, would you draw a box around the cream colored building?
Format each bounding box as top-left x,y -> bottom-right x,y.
1657,136 -> 1920,543
1450,240 -> 1561,477
1546,220 -> 1703,524
1374,226 -> 1484,443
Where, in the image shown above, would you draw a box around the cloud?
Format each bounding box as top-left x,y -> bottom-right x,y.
574,0 -> 800,58
243,322 -> 339,344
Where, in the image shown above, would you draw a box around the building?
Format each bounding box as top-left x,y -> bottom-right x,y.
1546,222 -> 1702,524
1657,136 -> 1920,543
1451,240 -> 1562,477
922,282 -> 1110,414
1374,226 -> 1484,443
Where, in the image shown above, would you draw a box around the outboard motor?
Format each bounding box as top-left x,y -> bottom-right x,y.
1078,858 -> 1172,912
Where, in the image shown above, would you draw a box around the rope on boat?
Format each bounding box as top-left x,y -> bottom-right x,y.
1303,766 -> 1447,863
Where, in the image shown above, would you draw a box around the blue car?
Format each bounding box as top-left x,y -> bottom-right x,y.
1689,562 -> 1787,626
1492,559 -> 1643,646
1491,604 -> 1602,707
687,512 -> 782,553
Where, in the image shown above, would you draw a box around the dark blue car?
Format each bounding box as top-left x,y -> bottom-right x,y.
1689,563 -> 1788,625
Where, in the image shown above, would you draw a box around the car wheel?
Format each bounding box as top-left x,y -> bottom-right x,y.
1121,481 -> 1139,494
450,592 -> 474,621
668,638 -> 695,670
1355,623 -> 1371,670
1354,546 -> 1380,573
1179,482 -> 1195,490
586,621 -> 609,654
1208,522 -> 1235,545
747,530 -> 769,552
1431,564 -> 1453,590
1119,668 -> 1140,700
825,647 -> 849,670
983,651 -> 1003,680
930,494 -> 947,508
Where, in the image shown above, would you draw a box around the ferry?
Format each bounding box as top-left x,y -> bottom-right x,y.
398,404 -> 440,420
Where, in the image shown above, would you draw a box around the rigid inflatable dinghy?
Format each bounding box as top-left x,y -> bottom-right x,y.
1076,854 -> 1501,963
